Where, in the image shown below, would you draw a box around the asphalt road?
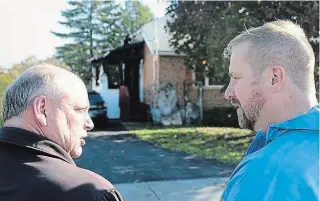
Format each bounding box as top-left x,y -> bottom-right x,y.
75,124 -> 233,184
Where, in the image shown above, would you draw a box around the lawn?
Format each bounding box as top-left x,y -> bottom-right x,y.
128,125 -> 254,166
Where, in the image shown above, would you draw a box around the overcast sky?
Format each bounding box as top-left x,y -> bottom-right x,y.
0,0 -> 169,68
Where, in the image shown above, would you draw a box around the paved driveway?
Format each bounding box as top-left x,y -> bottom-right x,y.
75,130 -> 233,184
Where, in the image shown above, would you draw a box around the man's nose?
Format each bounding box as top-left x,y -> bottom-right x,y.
224,83 -> 235,100
85,116 -> 94,131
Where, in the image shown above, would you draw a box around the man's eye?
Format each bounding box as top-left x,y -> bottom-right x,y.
76,108 -> 87,113
233,76 -> 241,80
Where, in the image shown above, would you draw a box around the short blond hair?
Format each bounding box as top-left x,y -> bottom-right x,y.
224,20 -> 315,92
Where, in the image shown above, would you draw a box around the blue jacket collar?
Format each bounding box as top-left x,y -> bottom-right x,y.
266,104 -> 319,143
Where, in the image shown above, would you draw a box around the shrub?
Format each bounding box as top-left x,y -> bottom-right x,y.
203,107 -> 239,128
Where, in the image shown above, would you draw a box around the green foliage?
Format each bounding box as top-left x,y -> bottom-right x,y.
52,0 -> 154,85
166,1 -> 319,86
8,56 -> 70,78
121,1 -> 154,35
52,1 -> 120,84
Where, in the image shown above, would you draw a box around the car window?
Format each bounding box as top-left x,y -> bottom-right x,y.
88,93 -> 104,105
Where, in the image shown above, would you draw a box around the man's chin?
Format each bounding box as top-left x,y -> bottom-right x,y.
70,147 -> 83,159
238,117 -> 247,129
237,108 -> 255,131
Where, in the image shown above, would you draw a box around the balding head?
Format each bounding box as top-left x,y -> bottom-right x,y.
2,63 -> 93,158
2,63 -> 84,122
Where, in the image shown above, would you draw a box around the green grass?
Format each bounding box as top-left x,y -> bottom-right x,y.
129,126 -> 254,166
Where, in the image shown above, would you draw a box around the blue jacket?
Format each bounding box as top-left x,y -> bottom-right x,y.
221,105 -> 319,201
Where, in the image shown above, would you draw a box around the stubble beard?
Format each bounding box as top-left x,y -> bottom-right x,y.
233,87 -> 266,131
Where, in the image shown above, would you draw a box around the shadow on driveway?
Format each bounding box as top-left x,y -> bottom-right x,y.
75,124 -> 234,184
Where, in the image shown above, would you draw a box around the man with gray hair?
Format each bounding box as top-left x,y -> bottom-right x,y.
0,64 -> 123,201
221,20 -> 319,200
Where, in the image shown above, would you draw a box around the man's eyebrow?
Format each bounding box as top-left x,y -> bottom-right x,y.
229,72 -> 241,77
80,105 -> 90,109
70,104 -> 89,109
228,72 -> 235,77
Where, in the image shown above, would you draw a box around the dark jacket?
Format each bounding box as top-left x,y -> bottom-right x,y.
0,126 -> 123,201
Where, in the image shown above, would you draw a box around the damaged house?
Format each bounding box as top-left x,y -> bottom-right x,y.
89,15 -> 230,123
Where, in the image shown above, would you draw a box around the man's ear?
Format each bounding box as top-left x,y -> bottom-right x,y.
269,65 -> 286,92
32,96 -> 48,127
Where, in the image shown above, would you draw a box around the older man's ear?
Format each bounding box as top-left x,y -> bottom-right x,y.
32,96 -> 48,127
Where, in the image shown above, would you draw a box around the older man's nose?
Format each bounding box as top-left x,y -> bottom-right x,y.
85,116 -> 94,131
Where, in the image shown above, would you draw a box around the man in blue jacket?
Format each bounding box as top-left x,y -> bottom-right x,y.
221,20 -> 319,200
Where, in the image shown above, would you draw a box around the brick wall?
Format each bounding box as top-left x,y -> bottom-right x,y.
142,44 -> 229,110
159,56 -> 186,106
158,56 -> 230,110
187,87 -> 231,109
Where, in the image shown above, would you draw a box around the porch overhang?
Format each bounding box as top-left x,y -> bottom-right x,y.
90,41 -> 145,83
90,41 -> 145,66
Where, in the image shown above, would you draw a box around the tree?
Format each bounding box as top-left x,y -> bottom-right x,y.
121,1 -> 154,35
98,1 -> 154,48
51,1 -> 123,84
166,1 -> 319,88
52,0 -> 153,85
8,55 -> 70,78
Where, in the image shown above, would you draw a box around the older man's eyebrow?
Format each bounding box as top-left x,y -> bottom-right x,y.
67,103 -> 89,110
77,105 -> 89,110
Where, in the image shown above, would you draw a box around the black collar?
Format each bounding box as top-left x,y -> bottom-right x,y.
0,126 -> 75,165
